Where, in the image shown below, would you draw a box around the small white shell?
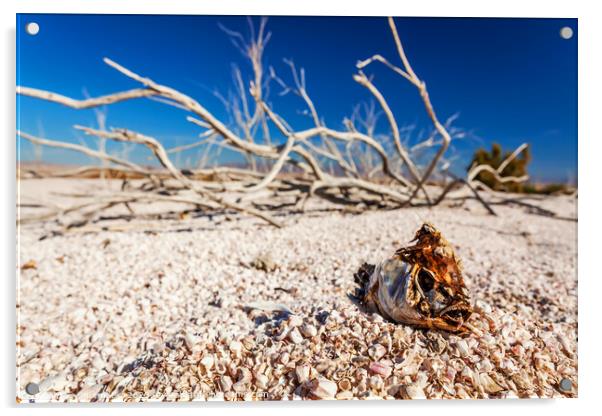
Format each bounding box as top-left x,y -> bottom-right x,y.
309,377 -> 337,399
288,328 -> 303,345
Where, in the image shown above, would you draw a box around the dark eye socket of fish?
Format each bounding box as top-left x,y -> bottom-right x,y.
417,269 -> 435,293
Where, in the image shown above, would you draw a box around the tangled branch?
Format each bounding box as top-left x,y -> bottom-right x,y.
17,17 -> 544,230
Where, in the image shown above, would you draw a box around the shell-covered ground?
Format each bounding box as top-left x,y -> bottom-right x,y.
16,182 -> 577,401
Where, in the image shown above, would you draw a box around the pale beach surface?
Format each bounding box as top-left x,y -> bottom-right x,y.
16,179 -> 578,401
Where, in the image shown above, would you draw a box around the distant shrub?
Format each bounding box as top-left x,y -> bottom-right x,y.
468,143 -> 531,192
523,183 -> 574,195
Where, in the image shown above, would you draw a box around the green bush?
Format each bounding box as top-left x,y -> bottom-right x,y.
468,143 -> 530,192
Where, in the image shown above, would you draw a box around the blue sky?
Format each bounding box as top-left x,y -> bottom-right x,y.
16,14 -> 577,183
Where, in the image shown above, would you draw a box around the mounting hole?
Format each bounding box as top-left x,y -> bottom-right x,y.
25,382 -> 39,395
559,378 -> 572,392
25,22 -> 40,36
560,26 -> 573,40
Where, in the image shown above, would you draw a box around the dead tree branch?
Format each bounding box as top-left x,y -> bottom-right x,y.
74,125 -> 283,227
16,17 -> 544,230
357,17 -> 455,206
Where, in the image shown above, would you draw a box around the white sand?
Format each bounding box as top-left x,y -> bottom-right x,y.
16,179 -> 578,401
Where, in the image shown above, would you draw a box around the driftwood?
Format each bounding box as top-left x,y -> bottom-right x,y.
16,17 -> 554,230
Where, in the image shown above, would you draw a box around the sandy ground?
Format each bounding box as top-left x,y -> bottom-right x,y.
16,179 -> 578,401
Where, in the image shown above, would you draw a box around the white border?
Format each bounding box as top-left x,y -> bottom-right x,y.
3,0 -> 584,17
2,0 -> 599,415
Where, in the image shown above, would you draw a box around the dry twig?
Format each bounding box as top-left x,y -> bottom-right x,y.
17,17 -> 542,229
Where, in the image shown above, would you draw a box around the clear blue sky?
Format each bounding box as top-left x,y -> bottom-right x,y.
16,14 -> 577,183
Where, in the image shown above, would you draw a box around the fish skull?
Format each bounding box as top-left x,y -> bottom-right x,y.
355,223 -> 473,333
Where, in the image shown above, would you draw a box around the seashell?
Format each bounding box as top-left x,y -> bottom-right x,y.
455,339 -> 469,357
480,334 -> 496,346
247,301 -> 293,317
256,363 -> 267,375
332,367 -> 349,381
229,341 -> 243,358
502,359 -> 516,372
415,372 -> 429,388
315,360 -> 332,374
279,352 -> 290,365
477,373 -> 504,394
99,374 -> 113,385
232,380 -> 247,393
289,349 -> 303,362
480,359 -> 494,373
74,367 -> 88,379
392,327 -> 406,341
219,375 -> 233,392
403,383 -> 426,399
557,335 -> 574,358
398,359 -> 421,377
225,391 -> 240,401
287,328 -> 303,345
387,383 -> 403,397
368,344 -> 386,360
445,366 -> 457,382
370,325 -> 381,336
241,336 -> 255,350
369,375 -> 384,390
255,374 -> 269,390
336,390 -> 354,400
369,361 -> 392,378
354,223 -> 474,334
250,253 -> 277,272
295,364 -> 311,384
475,300 -> 492,314
460,366 -> 474,384
300,323 -> 318,338
76,384 -> 103,402
215,360 -> 227,375
38,374 -> 68,393
329,310 -> 342,323
511,373 -> 530,390
207,392 -> 224,401
237,368 -> 252,383
20,259 -> 37,270
309,377 -> 337,399
338,378 -> 352,391
363,391 -> 382,400
200,354 -> 214,371
151,341 -> 166,354
288,315 -> 303,327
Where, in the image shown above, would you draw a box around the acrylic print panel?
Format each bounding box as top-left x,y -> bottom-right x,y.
16,14 -> 577,402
